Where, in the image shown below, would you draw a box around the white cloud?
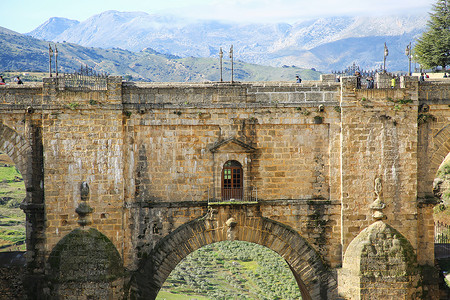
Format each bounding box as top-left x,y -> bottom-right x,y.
169,0 -> 434,23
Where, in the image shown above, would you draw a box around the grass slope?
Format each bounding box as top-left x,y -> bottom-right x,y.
0,26 -> 320,82
0,153 -> 26,251
158,241 -> 302,300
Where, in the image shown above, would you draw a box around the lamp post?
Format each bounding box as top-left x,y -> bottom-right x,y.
54,45 -> 58,77
229,45 -> 234,83
48,44 -> 53,77
383,42 -> 389,72
405,42 -> 412,76
219,47 -> 223,82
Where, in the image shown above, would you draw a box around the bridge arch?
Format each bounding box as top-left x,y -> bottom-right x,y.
130,210 -> 337,299
0,123 -> 32,190
429,125 -> 450,181
417,123 -> 450,199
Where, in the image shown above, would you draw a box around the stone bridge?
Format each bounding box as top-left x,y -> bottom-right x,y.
0,74 -> 449,299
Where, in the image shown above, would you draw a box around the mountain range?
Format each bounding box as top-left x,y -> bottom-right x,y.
27,10 -> 429,72
0,26 -> 319,82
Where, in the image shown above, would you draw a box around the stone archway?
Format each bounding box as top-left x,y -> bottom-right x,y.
0,123 -> 32,190
130,205 -> 337,299
418,124 -> 450,198
429,125 -> 450,186
0,122 -> 46,298
416,123 -> 450,297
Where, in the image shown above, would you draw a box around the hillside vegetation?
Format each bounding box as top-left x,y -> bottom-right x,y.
0,27 -> 319,82
0,153 -> 26,251
157,241 -> 302,300
434,158 -> 450,223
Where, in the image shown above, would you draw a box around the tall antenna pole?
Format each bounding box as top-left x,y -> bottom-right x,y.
229,45 -> 234,83
48,44 -> 53,77
219,47 -> 223,82
383,42 -> 389,72
408,42 -> 412,76
405,42 -> 412,76
55,45 -> 59,77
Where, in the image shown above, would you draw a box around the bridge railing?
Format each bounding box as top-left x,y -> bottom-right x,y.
435,221 -> 450,258
207,186 -> 257,204
57,73 -> 108,91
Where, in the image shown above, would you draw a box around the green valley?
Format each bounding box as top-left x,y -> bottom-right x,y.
0,153 -> 26,251
157,241 -> 302,300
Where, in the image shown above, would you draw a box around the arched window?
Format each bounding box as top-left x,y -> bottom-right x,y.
222,160 -> 243,201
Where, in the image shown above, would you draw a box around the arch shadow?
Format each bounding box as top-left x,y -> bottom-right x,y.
130,214 -> 337,299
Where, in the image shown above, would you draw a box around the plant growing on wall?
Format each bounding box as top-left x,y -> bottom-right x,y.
313,115 -> 323,124
67,102 -> 80,110
300,109 -> 311,116
418,113 -> 436,124
394,104 -> 402,111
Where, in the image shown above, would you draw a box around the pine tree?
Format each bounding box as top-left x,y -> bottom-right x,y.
414,0 -> 450,70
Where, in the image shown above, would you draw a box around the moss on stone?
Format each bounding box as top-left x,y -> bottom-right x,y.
48,228 -> 124,283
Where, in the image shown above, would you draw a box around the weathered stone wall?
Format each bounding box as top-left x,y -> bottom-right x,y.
0,252 -> 25,300
0,266 -> 24,299
339,76 -> 420,255
128,200 -> 341,273
39,77 -> 127,259
121,82 -> 343,270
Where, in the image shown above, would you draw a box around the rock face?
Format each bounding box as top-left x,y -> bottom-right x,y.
26,10 -> 428,71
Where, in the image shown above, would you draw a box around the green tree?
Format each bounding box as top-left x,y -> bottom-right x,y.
414,0 -> 450,70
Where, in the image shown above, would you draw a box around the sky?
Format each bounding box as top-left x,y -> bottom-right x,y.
0,0 -> 436,34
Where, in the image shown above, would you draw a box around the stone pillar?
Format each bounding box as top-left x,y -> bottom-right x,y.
107,76 -> 123,104
400,75 -> 419,90
21,116 -> 46,299
42,77 -> 57,104
320,74 -> 337,83
375,72 -> 391,88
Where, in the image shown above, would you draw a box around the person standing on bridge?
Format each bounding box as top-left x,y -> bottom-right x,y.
296,75 -> 302,83
0,76 -> 5,85
355,71 -> 361,89
391,76 -> 396,88
16,77 -> 23,84
419,73 -> 425,82
366,76 -> 374,89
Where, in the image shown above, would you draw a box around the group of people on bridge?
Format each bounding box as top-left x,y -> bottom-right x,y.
0,76 -> 23,85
